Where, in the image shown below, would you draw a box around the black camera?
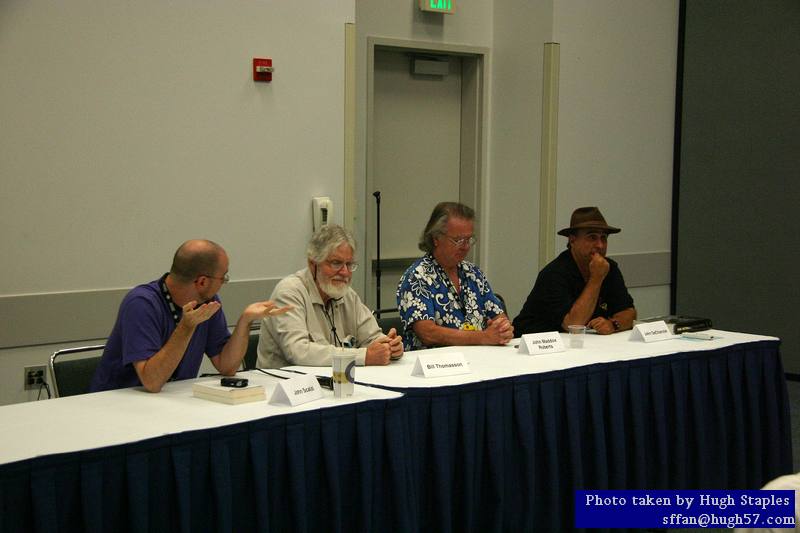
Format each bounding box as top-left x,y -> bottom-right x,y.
220,377 -> 249,388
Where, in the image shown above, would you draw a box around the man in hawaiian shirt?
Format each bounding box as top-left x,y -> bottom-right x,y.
396,202 -> 513,350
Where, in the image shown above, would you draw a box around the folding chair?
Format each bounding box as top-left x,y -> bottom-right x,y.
375,309 -> 404,336
49,344 -> 105,397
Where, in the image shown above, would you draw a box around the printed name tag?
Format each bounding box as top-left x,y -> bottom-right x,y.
630,321 -> 673,343
268,374 -> 323,406
518,332 -> 565,355
412,352 -> 471,378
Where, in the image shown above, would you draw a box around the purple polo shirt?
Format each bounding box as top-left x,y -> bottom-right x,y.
90,279 -> 230,392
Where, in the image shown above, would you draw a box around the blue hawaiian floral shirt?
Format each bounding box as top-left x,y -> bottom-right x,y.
396,254 -> 505,350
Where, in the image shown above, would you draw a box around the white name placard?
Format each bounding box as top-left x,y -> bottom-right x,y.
412,352 -> 471,378
630,321 -> 673,343
269,374 -> 324,406
517,332 -> 565,355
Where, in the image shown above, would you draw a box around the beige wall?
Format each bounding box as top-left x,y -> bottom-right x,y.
0,0 -> 678,405
1,0 -> 355,294
551,0 -> 678,316
485,0 -> 554,317
554,0 -> 677,252
0,0 -> 354,404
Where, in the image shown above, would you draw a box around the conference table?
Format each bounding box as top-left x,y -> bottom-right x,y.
289,329 -> 792,532
0,374 -> 412,533
0,329 -> 791,532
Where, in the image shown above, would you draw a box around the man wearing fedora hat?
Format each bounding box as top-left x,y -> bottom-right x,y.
512,207 -> 636,335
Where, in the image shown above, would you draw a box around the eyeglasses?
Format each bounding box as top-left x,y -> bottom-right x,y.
200,273 -> 230,284
325,260 -> 359,272
444,235 -> 477,247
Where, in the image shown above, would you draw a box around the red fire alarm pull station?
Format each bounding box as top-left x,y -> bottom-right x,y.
253,58 -> 273,82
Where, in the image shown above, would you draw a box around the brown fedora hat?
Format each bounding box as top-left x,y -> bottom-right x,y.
557,206 -> 621,236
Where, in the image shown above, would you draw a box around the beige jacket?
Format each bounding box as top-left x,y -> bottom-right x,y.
256,268 -> 383,368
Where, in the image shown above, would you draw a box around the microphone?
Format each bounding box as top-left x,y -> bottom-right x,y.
373,190 -> 382,317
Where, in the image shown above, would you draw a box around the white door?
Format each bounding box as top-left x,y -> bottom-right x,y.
367,48 -> 464,313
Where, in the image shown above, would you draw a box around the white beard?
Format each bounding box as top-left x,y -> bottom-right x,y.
318,276 -> 350,299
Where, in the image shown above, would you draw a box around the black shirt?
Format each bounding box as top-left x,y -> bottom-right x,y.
512,250 -> 634,334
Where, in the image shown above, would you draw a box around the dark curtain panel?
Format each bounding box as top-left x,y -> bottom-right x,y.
675,0 -> 800,371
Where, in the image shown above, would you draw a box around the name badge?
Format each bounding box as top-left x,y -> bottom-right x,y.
412,352 -> 471,378
630,321 -> 673,343
518,332 -> 565,355
268,374 -> 323,406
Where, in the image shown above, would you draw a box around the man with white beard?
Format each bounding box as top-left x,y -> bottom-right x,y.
256,224 -> 403,368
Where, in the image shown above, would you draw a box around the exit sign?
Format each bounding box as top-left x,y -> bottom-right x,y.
419,0 -> 454,14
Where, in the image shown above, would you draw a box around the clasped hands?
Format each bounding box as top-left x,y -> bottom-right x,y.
365,328 -> 404,365
483,314 -> 514,345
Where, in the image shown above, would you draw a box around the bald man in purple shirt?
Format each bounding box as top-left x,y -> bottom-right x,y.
91,239 -> 289,392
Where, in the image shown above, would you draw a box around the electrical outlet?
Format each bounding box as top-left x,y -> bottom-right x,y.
24,365 -> 47,390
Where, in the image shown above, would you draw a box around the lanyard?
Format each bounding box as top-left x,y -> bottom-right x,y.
322,299 -> 344,347
158,273 -> 185,382
159,273 -> 181,326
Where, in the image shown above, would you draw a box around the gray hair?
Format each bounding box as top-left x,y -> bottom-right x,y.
418,202 -> 475,253
306,224 -> 357,263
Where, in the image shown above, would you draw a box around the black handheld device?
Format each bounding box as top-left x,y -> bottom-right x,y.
220,377 -> 249,388
316,375 -> 333,390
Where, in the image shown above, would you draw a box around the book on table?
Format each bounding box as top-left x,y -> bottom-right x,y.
192,380 -> 266,405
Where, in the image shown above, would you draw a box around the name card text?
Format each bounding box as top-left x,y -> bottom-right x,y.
412,352 -> 471,378
518,332 -> 566,355
269,374 -> 324,406
630,321 -> 673,343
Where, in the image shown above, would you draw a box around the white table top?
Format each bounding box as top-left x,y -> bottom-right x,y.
0,330 -> 777,466
285,329 -> 779,390
0,370 -> 402,466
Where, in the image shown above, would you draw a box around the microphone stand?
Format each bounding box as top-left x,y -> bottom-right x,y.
373,191 -> 382,319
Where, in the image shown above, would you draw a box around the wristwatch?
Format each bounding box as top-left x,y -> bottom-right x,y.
611,319 -> 621,331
